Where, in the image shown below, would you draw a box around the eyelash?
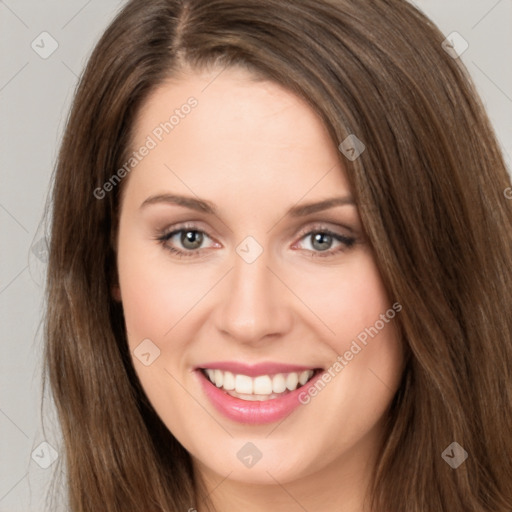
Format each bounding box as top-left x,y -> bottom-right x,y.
155,223 -> 356,259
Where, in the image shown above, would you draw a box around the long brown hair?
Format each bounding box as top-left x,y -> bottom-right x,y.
45,0 -> 512,510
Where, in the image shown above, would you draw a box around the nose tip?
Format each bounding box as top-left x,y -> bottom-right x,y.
213,253 -> 293,345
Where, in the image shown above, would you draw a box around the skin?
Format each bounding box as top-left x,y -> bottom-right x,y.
115,66 -> 404,512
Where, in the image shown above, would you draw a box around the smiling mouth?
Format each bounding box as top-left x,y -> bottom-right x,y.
200,368 -> 321,401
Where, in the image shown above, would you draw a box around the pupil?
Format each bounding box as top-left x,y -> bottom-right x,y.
181,231 -> 203,250
312,233 -> 332,251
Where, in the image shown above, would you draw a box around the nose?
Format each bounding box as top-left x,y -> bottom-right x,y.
213,250 -> 293,345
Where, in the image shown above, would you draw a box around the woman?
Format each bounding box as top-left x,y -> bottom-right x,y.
44,0 -> 512,510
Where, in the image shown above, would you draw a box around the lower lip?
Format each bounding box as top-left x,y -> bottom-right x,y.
196,370 -> 322,424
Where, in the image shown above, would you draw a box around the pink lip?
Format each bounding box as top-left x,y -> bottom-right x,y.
195,366 -> 323,425
197,361 -> 318,377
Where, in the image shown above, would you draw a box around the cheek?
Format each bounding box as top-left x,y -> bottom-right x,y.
291,249 -> 404,416
289,248 -> 394,348
117,258 -> 172,346
116,234 -> 210,348
115,236 -> 202,431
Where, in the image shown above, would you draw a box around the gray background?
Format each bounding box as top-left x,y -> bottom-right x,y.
1,1 -> 511,510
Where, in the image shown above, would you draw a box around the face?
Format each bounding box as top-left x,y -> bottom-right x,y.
116,66 -> 404,490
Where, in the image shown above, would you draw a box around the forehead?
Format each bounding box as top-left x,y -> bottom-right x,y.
125,67 -> 351,209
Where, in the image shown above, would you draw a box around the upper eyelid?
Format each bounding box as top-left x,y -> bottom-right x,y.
159,221 -> 353,238
158,223 -> 355,250
295,221 -> 353,236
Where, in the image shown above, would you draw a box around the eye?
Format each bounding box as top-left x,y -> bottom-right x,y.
156,224 -> 218,257
155,224 -> 356,259
177,230 -> 205,250
294,227 -> 356,257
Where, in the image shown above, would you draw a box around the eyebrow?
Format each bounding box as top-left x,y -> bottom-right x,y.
139,193 -> 355,216
140,194 -> 217,214
288,196 -> 355,216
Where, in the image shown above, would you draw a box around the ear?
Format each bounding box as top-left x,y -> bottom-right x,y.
111,284 -> 122,302
110,225 -> 122,302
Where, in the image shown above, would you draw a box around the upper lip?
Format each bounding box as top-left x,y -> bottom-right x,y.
196,361 -> 322,377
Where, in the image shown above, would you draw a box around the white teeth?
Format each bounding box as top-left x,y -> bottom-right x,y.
232,393 -> 269,401
299,370 -> 311,386
272,373 -> 287,393
253,375 -> 273,395
235,374 -> 253,394
204,368 -> 316,397
214,369 -> 224,388
286,372 -> 299,391
223,371 -> 235,391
